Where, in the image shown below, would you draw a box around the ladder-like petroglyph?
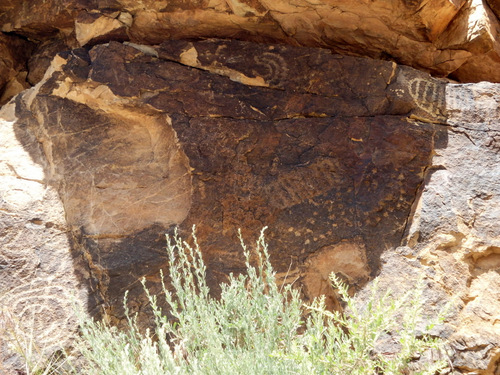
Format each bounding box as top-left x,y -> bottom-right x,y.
409,78 -> 445,117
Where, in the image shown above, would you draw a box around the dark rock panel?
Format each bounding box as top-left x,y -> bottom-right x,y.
10,40 -> 441,321
4,39 -> 499,372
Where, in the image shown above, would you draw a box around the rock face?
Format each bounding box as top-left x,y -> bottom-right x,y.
2,0 -> 500,87
0,100 -> 87,372
1,37 -> 499,373
8,39 -> 443,319
1,1 -> 500,374
362,81 -> 500,373
418,82 -> 500,373
0,33 -> 34,104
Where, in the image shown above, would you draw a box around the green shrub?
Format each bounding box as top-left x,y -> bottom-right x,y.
74,227 -> 447,375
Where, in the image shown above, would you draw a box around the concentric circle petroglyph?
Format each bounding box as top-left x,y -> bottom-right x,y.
0,282 -> 76,350
0,252 -> 37,282
253,52 -> 288,86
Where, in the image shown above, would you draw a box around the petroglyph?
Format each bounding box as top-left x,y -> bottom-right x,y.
446,82 -> 500,125
0,282 -> 76,350
265,158 -> 343,209
253,52 -> 288,86
0,248 -> 40,282
409,78 -> 445,117
445,83 -> 474,116
1,101 -> 86,368
445,83 -> 500,153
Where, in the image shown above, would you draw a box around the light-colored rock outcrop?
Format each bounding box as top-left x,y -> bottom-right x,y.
0,100 -> 87,373
357,81 -> 500,373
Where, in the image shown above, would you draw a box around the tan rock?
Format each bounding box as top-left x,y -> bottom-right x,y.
3,0 -> 500,82
367,80 -> 500,372
0,33 -> 34,105
75,10 -> 128,46
303,239 -> 370,310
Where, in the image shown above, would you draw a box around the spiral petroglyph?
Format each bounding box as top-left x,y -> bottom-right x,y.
0,282 -> 76,350
253,52 -> 288,86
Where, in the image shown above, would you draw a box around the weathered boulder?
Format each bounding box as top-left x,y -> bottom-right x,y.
9,38 -> 444,314
0,38 -> 437,366
3,0 -> 500,83
356,81 -> 500,373
1,38 -> 499,373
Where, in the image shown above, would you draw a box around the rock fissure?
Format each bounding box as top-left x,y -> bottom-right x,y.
5,162 -> 45,184
449,126 -> 478,145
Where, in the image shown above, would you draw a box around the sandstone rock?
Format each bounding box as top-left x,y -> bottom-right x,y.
2,38 -> 439,348
2,0 -> 500,83
27,39 -> 70,85
0,33 -> 34,104
362,81 -> 500,373
2,38 -> 500,374
75,9 -> 129,46
486,0 -> 500,21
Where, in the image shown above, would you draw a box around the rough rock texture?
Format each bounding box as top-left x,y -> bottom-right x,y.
420,82 -> 500,373
3,0 -> 500,85
0,101 -> 88,373
357,81 -> 500,373
2,37 -> 499,373
2,1 -> 500,371
10,39 -> 444,316
0,39 -> 440,368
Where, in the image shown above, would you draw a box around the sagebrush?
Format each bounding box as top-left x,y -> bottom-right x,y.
72,227 -> 447,375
